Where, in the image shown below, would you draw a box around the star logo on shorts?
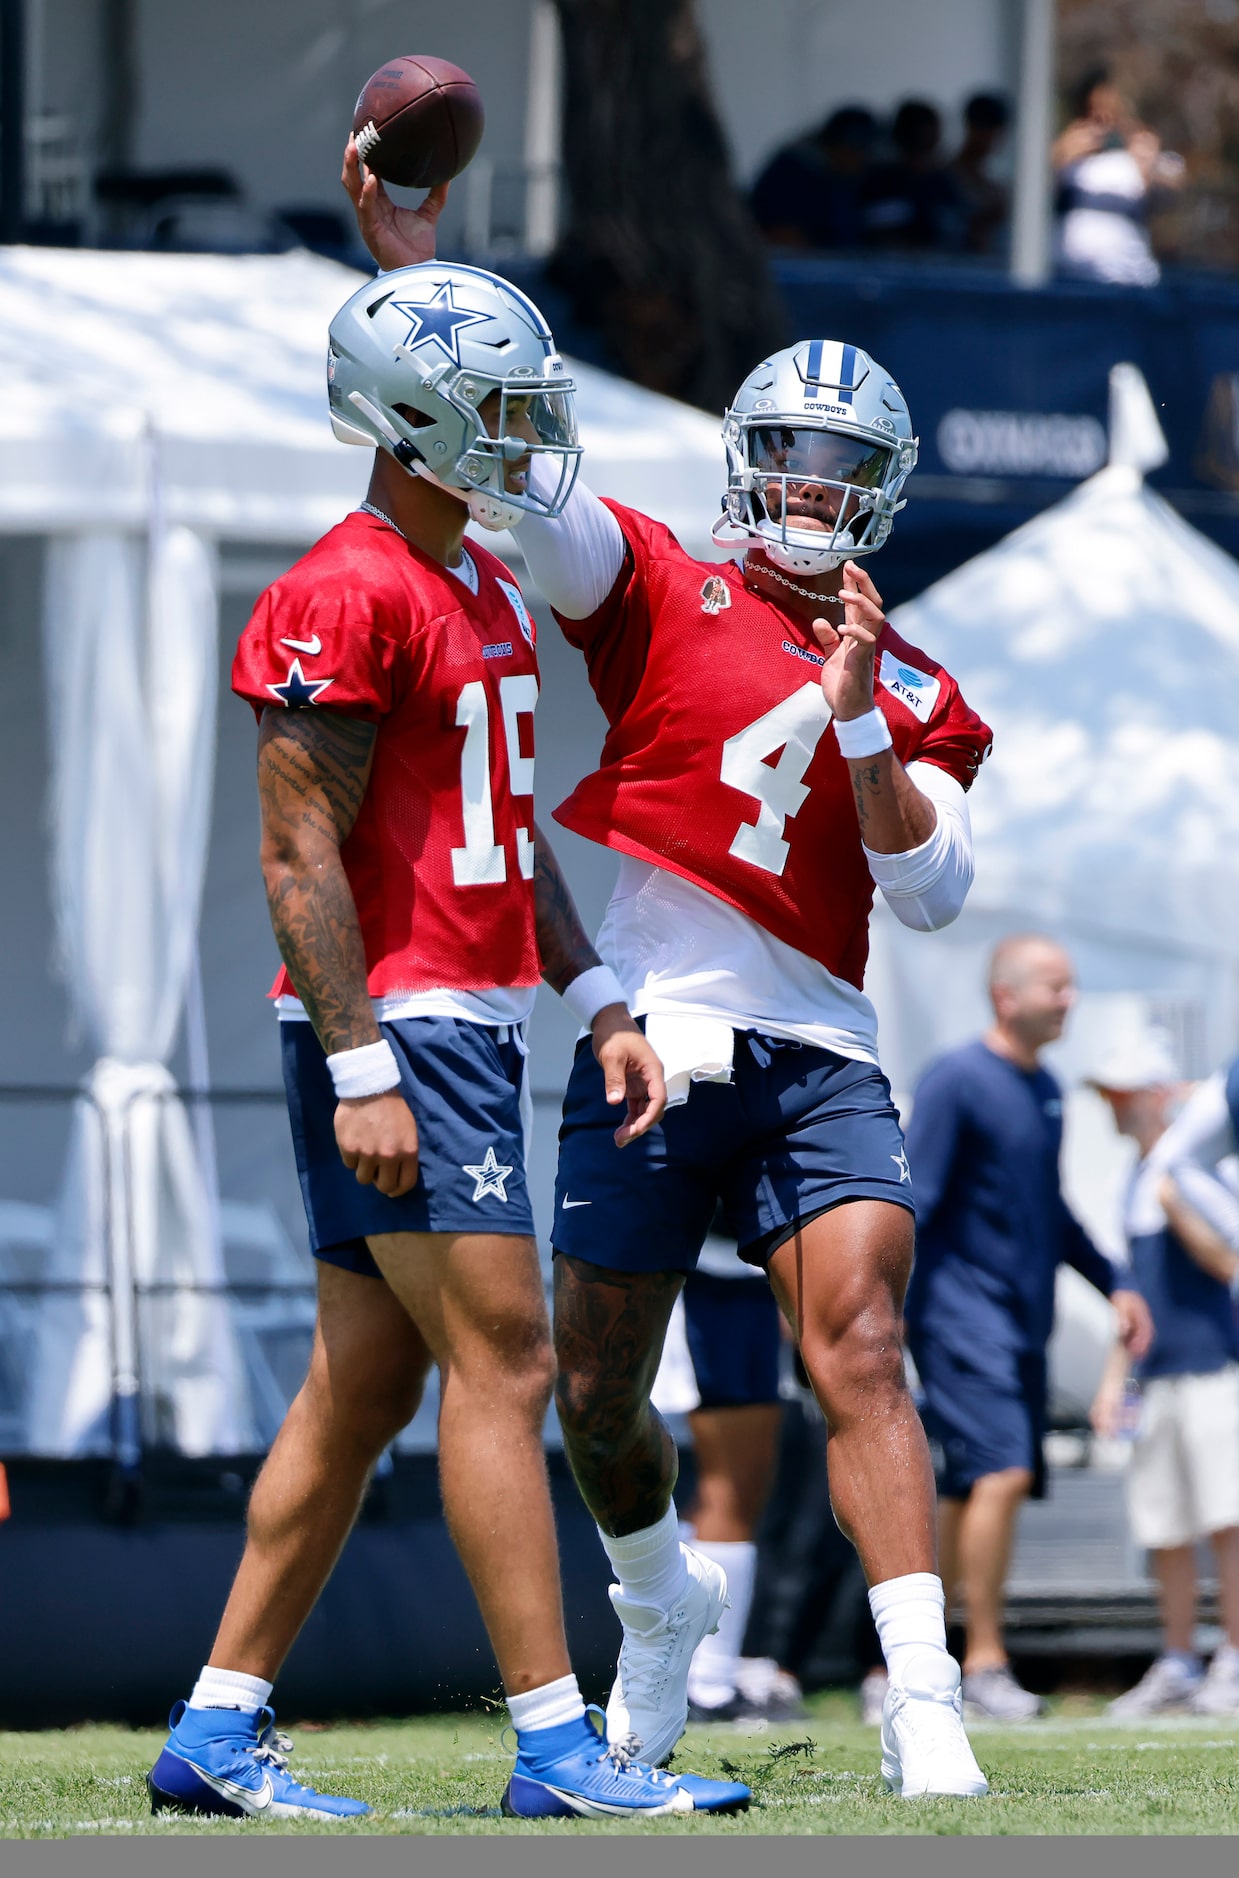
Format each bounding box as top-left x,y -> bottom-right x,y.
891,1147 -> 911,1184
463,1145 -> 513,1204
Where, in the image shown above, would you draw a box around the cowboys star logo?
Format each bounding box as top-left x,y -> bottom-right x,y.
700,574 -> 732,616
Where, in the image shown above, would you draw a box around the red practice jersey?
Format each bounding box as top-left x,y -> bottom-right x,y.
553,504 -> 992,991
232,512 -> 542,1000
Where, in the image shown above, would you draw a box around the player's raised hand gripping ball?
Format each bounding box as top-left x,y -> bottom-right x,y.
352,55 -> 484,189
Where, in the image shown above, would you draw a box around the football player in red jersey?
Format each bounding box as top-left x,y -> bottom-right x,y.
350,156 -> 991,1798
147,258 -> 752,1824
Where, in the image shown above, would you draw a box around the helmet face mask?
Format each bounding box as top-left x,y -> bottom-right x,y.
327,264 -> 582,530
714,342 -> 918,574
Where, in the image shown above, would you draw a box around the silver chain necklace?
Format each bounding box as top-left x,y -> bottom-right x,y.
359,499 -> 402,535
742,554 -> 842,609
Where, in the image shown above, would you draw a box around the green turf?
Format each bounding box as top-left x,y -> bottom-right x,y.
2,1694 -> 1238,1836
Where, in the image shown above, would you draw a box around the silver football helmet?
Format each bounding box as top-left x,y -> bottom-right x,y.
713,341 -> 918,573
327,262 -> 581,530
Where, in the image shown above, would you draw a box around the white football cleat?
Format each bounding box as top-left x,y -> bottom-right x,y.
606,1546 -> 730,1766
880,1653 -> 989,1799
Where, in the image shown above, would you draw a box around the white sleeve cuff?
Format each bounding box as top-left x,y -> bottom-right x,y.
863,762 -> 974,932
561,964 -> 627,1028
516,462 -> 627,619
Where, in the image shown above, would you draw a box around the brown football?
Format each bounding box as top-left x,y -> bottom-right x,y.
351,55 -> 484,189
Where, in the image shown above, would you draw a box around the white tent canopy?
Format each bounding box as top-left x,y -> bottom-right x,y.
0,245 -> 726,1456
876,455 -> 1239,1101
0,247 -> 725,545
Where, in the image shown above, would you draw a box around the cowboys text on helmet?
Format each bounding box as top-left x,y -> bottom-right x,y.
714,341 -> 918,574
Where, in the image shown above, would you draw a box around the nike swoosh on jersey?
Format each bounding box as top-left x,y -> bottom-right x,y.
561,1197 -> 592,1209
280,634 -> 323,655
187,1761 -> 275,1814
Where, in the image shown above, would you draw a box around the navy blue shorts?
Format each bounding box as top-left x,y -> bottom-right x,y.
909,1330 -> 1048,1501
282,1015 -> 535,1279
682,1271 -> 782,1409
552,1029 -> 913,1274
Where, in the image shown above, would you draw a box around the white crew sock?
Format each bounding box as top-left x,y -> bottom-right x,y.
187,1666 -> 273,1714
868,1573 -> 950,1686
506,1673 -> 586,1738
685,1539 -> 757,1709
599,1505 -> 689,1611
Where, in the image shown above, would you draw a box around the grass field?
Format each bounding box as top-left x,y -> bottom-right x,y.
2,1695 -> 1238,1837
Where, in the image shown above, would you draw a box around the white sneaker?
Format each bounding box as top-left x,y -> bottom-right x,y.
606,1546 -> 730,1766
1192,1647 -> 1239,1717
1108,1654 -> 1203,1719
961,1663 -> 1046,1722
880,1654 -> 989,1799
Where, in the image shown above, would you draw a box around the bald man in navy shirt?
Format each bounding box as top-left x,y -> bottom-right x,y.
902,936 -> 1152,1721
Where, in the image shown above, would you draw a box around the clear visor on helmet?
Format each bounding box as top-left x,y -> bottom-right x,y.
747,425 -> 893,544
456,379 -> 581,516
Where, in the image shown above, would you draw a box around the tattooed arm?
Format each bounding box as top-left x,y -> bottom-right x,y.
257,706 -> 378,1050
533,821 -> 667,1146
258,706 -> 419,1197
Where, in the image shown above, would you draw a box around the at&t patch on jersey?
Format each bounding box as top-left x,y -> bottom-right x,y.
878,650 -> 940,723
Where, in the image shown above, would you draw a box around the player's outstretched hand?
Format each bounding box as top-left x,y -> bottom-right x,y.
813,559 -> 887,725
342,137 -> 448,270
335,1090 -> 421,1197
592,1005 -> 667,1149
1112,1287 -> 1155,1362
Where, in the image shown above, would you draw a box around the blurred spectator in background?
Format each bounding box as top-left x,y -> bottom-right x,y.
861,99 -> 964,253
1052,67 -> 1185,286
750,106 -> 879,251
1090,1042 -> 1239,1720
652,1223 -> 803,1722
897,935 -> 1153,1722
948,92 -> 1012,257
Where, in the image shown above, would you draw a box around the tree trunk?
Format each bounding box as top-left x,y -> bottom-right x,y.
549,0 -> 785,413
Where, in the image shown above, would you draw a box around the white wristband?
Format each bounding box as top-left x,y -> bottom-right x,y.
834,706 -> 893,759
561,964 -> 627,1028
327,1038 -> 401,1099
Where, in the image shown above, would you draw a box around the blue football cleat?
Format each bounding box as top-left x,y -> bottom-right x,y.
147,1701 -> 371,1820
500,1711 -> 750,1819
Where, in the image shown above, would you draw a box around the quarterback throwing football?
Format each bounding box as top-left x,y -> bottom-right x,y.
351,156 -> 991,1799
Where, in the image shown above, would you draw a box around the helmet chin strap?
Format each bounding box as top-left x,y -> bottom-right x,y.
399,450 -> 522,532
467,490 -> 525,532
757,521 -> 849,576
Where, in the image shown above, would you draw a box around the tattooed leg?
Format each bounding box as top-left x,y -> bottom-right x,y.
553,1255 -> 685,1537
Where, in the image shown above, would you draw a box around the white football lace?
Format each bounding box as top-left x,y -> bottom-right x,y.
251,1725 -> 295,1772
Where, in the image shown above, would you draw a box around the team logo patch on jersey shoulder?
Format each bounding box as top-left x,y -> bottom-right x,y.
266,657 -> 335,708
700,574 -> 732,616
878,650 -> 940,723
496,580 -> 536,647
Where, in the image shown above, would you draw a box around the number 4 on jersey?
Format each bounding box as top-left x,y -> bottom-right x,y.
452,674 -> 538,886
720,682 -> 833,876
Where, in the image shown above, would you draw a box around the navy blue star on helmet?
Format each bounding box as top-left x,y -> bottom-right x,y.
391,281 -> 490,366
267,657 -> 335,708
